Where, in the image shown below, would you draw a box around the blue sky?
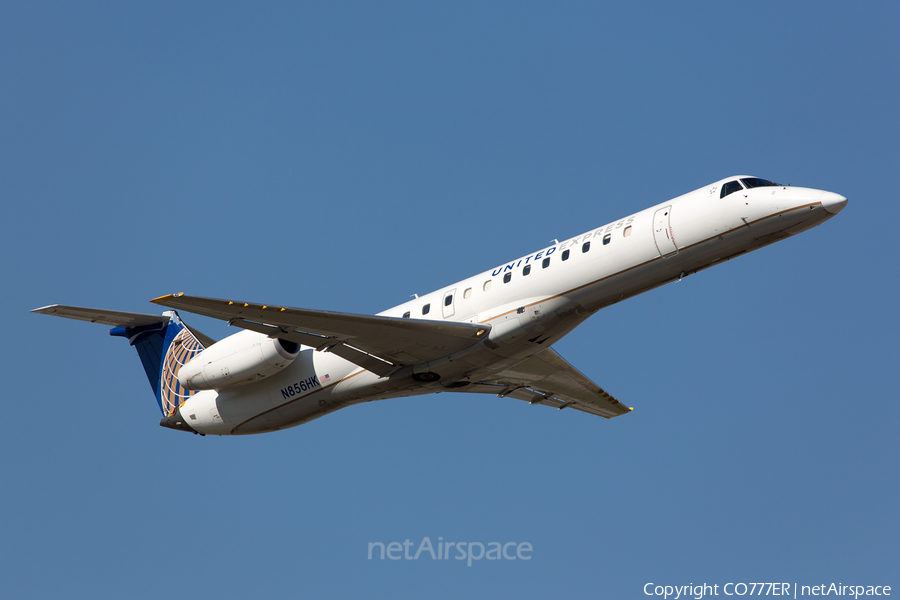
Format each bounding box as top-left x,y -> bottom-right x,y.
2,2 -> 897,598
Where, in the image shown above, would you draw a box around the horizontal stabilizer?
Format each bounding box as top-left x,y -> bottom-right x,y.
32,304 -> 214,416
32,305 -> 169,328
31,305 -> 217,348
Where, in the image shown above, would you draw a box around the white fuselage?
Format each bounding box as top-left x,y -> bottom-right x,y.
179,177 -> 846,435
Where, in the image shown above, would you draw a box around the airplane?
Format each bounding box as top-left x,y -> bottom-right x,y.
33,175 -> 847,436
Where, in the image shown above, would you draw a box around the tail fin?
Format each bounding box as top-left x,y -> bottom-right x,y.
110,311 -> 208,416
32,305 -> 211,416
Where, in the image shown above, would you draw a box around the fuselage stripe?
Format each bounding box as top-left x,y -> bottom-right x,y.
232,368 -> 367,432
478,202 -> 821,325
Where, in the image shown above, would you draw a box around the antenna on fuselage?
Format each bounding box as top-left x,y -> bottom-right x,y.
551,239 -> 559,245
412,293 -> 418,299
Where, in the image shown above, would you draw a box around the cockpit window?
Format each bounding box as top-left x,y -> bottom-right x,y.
720,180 -> 744,198
740,177 -> 779,189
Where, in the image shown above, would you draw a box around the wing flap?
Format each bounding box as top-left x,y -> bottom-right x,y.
230,316 -> 396,376
459,347 -> 631,419
150,294 -> 490,374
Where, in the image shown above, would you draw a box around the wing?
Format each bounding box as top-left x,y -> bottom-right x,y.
457,347 -> 631,419
150,293 -> 490,377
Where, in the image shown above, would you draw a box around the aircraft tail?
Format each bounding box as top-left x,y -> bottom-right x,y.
31,305 -> 211,416
109,311 -> 208,416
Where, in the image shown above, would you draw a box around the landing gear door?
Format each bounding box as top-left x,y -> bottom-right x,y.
652,206 -> 678,258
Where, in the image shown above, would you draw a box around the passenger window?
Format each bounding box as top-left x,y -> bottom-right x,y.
503,272 -> 512,284
562,249 -> 570,261
402,311 -> 410,319
523,264 -> 531,276
542,257 -> 550,268
623,225 -> 632,237
463,288 -> 472,299
720,180 -> 744,198
444,294 -> 453,306
603,233 -> 611,245
582,241 -> 590,253
483,280 -> 491,291
422,304 -> 430,315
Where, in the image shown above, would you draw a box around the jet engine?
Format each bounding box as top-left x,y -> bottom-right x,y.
177,329 -> 301,390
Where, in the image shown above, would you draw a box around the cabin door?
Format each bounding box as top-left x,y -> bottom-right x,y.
442,289 -> 456,319
652,206 -> 678,258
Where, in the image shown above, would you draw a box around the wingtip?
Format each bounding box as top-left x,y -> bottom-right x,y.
150,292 -> 184,304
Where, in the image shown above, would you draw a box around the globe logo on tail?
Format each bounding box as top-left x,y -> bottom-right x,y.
160,327 -> 205,417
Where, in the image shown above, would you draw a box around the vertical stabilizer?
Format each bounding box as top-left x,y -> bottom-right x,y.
110,311 -> 207,416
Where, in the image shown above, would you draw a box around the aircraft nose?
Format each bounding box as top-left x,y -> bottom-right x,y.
820,191 -> 848,215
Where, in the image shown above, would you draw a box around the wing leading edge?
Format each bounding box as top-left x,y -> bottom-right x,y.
150,293 -> 490,377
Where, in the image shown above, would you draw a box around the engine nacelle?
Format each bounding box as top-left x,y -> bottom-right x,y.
177,329 -> 301,391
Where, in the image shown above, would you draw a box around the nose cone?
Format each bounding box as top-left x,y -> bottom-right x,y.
820,191 -> 848,215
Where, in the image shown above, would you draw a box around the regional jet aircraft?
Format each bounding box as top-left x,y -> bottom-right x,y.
34,176 -> 847,435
